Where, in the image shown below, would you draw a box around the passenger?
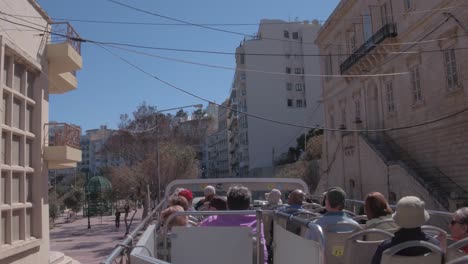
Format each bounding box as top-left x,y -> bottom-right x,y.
200,185 -> 268,264
265,189 -> 283,206
279,189 -> 304,214
208,196 -> 227,211
178,189 -> 195,211
312,187 -> 359,231
365,192 -> 398,230
168,195 -> 190,211
371,196 -> 440,264
195,185 -> 216,211
449,207 -> 468,253
160,205 -> 188,230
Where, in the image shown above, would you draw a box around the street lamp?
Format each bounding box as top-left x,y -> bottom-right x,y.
155,104 -> 203,203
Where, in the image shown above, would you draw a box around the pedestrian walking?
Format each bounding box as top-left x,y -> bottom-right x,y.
115,209 -> 121,230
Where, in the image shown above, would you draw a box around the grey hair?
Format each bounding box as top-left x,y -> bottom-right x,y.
454,207 -> 468,224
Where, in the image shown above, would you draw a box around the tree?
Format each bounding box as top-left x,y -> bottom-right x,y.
63,188 -> 85,213
192,109 -> 206,119
175,109 -> 188,119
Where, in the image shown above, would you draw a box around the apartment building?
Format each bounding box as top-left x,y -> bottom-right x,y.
318,0 -> 468,211
206,100 -> 230,178
228,19 -> 323,177
78,125 -> 122,176
0,0 -> 83,263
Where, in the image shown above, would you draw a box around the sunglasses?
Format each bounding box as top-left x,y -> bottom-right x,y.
451,220 -> 465,226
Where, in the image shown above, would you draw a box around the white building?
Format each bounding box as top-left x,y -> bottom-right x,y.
206,99 -> 230,178
0,0 -> 82,263
228,19 -> 323,177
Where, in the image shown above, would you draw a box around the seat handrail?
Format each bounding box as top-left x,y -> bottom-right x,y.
353,215 -> 368,222
447,255 -> 468,264
448,237 -> 468,250
274,210 -> 325,245
347,228 -> 394,241
324,221 -> 363,233
383,240 -> 443,256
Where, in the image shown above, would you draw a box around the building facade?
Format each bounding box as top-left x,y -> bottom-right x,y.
206,100 -> 230,178
0,0 -> 82,263
228,19 -> 323,177
318,0 -> 468,211
78,125 -> 121,176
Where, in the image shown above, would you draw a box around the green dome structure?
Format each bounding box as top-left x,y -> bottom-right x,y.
84,176 -> 113,217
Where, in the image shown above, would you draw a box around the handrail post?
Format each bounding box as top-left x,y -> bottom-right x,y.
256,210 -> 262,264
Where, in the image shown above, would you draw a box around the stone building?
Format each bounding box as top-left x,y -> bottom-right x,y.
0,1 -> 83,263
318,0 -> 468,211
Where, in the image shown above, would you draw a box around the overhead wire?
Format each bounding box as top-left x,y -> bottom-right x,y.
95,43 -> 468,132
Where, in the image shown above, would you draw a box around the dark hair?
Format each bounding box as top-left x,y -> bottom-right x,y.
169,195 -> 189,211
209,196 -> 227,211
365,192 -> 393,219
227,186 -> 251,210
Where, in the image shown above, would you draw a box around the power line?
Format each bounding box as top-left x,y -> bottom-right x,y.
2,14 -> 468,60
96,43 -> 468,132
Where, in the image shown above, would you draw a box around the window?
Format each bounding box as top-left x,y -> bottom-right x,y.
350,34 -> 356,52
324,54 -> 333,80
1,212 -> 7,244
26,105 -> 33,132
1,133 -> 6,164
26,71 -> 35,99
330,114 -> 335,136
283,30 -> 289,38
355,100 -> 361,119
240,72 -> 246,80
26,209 -> 32,238
241,88 -> 246,96
285,67 -> 291,74
11,173 -> 20,203
12,210 -> 20,242
295,84 -> 303,91
26,140 -> 32,167
296,100 -> 303,107
0,173 -> 5,205
341,107 -> 347,127
294,68 -> 303,74
26,174 -> 32,202
287,99 -> 293,107
292,32 -> 299,39
12,98 -> 21,129
2,94 -> 6,125
3,56 -> 11,87
239,53 -> 245,64
286,83 -> 292,91
12,135 -> 21,166
13,63 -> 24,93
444,49 -> 458,90
404,0 -> 414,11
386,81 -> 396,112
410,66 -> 422,103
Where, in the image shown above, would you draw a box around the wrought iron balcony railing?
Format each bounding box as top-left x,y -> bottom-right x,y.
45,123 -> 81,149
49,22 -> 82,56
340,23 -> 397,74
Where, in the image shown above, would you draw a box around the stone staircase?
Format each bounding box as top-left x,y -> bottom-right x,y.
49,251 -> 80,264
361,132 -> 468,210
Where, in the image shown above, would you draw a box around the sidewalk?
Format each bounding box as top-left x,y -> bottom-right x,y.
50,209 -> 144,264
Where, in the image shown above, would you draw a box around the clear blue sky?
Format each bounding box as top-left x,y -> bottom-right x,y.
37,0 -> 340,131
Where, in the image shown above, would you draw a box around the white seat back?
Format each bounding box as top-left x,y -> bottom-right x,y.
447,237 -> 468,262
343,229 -> 393,264
421,225 -> 447,252
324,222 -> 362,264
381,240 -> 443,264
273,222 -> 324,264
447,255 -> 468,264
170,226 -> 253,264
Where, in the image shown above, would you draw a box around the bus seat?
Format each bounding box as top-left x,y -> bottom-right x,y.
380,240 -> 443,264
447,237 -> 468,262
343,228 -> 393,264
324,222 -> 362,264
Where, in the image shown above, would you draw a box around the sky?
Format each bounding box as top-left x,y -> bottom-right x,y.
37,0 -> 340,131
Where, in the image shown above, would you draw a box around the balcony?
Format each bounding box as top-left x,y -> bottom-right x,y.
44,123 -> 82,169
340,23 -> 397,74
47,22 -> 83,94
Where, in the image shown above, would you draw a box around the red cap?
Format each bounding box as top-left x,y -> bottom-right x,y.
178,189 -> 193,201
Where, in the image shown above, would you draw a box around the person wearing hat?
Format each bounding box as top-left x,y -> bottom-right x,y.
178,189 -> 195,211
312,187 -> 359,232
195,185 -> 216,211
371,196 -> 440,264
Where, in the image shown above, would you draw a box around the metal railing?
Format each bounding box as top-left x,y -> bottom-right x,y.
340,23 -> 397,74
101,200 -> 166,264
50,22 -> 82,55
44,123 -> 81,149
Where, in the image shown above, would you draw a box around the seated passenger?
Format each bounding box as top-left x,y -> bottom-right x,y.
178,189 -> 195,211
371,196 -> 440,264
208,196 -> 227,211
313,187 -> 359,231
160,205 -> 188,230
265,189 -> 282,208
200,185 -> 268,264
365,192 -> 398,230
195,185 -> 216,211
169,195 -> 189,211
279,189 -> 304,214
450,207 -> 468,253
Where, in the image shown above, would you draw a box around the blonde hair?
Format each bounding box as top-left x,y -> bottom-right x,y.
160,205 -> 187,229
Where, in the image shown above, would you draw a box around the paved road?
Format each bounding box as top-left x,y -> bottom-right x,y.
50,209 -> 144,264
